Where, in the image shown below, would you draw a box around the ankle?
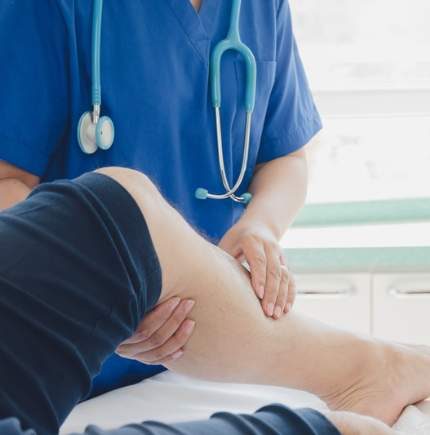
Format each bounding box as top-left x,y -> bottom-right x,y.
320,337 -> 390,406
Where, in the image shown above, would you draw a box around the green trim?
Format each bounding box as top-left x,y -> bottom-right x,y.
293,198 -> 430,228
284,246 -> 430,274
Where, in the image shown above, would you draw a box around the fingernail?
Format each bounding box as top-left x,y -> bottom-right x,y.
116,347 -> 129,357
184,299 -> 195,311
134,331 -> 148,341
170,297 -> 181,308
258,286 -> 265,299
171,350 -> 184,360
184,320 -> 196,333
266,303 -> 274,317
274,306 -> 282,319
285,303 -> 292,313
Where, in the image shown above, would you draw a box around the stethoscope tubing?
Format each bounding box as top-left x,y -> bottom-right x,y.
92,0 -> 103,108
206,109 -> 252,203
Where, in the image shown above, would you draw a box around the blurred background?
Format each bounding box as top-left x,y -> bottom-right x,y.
291,0 -> 430,203
282,1 -> 430,344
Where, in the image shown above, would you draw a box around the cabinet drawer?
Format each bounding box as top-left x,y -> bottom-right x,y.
294,274 -> 371,334
373,274 -> 430,345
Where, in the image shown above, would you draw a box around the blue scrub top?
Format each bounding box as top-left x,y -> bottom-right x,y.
0,0 -> 321,398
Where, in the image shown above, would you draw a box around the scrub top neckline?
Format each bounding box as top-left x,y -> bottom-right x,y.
165,0 -> 218,62
189,0 -> 205,15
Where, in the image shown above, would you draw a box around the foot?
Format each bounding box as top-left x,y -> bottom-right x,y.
322,340 -> 430,426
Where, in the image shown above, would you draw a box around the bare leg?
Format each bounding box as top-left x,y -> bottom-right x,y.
98,167 -> 430,426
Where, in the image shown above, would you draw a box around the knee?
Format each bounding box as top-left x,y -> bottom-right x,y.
95,167 -> 159,199
95,166 -> 153,188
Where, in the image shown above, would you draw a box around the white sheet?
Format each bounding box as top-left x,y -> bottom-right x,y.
61,372 -> 430,434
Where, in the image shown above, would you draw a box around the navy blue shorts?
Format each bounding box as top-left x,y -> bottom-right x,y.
0,173 -> 339,435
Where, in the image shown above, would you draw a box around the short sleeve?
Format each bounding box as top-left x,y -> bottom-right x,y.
0,1 -> 69,176
257,0 -> 322,164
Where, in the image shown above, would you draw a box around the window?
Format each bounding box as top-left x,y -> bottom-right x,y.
290,0 -> 430,92
289,0 -> 430,203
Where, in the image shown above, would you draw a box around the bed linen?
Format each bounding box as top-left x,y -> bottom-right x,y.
61,372 -> 430,434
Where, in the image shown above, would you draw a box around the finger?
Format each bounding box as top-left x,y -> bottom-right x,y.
123,297 -> 181,344
280,252 -> 286,266
219,237 -> 242,258
243,239 -> 266,299
225,244 -> 242,259
117,299 -> 195,356
132,319 -> 196,364
262,245 -> 282,317
285,272 -> 297,313
235,252 -> 246,263
273,265 -> 289,319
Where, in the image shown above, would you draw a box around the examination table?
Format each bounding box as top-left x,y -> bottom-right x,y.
61,371 -> 430,435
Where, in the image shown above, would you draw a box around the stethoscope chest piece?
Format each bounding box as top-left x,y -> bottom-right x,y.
78,111 -> 115,155
96,116 -> 115,150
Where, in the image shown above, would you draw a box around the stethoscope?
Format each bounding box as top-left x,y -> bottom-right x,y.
78,0 -> 256,204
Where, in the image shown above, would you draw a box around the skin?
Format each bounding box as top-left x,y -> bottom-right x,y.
0,161 -> 39,209
190,0 -> 202,12
101,166 -> 430,429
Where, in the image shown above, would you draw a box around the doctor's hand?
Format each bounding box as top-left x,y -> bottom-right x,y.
219,223 -> 296,319
116,297 -> 195,364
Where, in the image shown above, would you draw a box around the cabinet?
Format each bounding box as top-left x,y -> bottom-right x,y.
294,273 -> 430,344
294,274 -> 371,334
372,274 -> 430,345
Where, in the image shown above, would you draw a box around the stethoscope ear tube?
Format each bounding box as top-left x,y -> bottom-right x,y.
197,0 -> 256,205
195,108 -> 254,205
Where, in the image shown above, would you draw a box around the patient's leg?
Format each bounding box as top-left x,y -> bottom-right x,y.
101,167 -> 430,427
0,177 -> 342,434
0,168 -> 403,435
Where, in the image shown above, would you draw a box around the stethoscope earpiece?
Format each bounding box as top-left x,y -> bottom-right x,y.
241,193 -> 252,205
195,188 -> 209,200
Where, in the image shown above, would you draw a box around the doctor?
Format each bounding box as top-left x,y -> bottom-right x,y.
0,0 -> 321,398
